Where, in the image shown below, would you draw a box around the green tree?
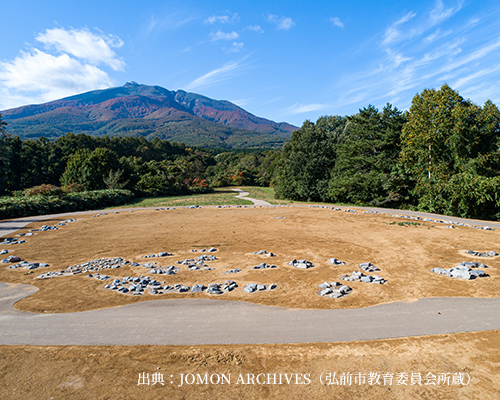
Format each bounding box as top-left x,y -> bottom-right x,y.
400,84 -> 500,218
60,147 -> 120,190
328,104 -> 406,206
274,116 -> 346,201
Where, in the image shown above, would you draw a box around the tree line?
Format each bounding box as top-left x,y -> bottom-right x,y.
2,84 -> 499,220
274,84 -> 500,220
0,130 -> 279,197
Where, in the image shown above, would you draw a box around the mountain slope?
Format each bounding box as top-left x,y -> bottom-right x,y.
2,82 -> 297,148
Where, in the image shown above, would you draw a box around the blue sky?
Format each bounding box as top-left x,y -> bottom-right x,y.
1,0 -> 500,127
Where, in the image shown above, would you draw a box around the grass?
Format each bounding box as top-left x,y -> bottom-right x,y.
106,188 -> 254,209
237,186 -> 294,205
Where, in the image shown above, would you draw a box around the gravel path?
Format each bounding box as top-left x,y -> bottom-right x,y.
1,281 -> 499,345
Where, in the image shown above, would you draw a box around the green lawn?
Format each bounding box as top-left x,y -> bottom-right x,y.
107,188 -> 254,208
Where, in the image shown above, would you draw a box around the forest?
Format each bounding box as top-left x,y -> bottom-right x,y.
1,84 -> 500,220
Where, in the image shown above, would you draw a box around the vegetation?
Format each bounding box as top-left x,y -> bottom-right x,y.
2,84 -> 500,221
274,84 -> 500,220
0,189 -> 134,220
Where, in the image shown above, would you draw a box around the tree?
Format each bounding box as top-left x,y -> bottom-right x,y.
327,104 -> 406,206
400,84 -> 500,218
60,147 -> 120,190
274,116 -> 346,202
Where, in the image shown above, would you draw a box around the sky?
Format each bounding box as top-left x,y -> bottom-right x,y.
1,0 -> 500,127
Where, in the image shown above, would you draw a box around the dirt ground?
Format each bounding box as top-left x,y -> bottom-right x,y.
1,206 -> 499,399
1,206 -> 499,313
1,330 -> 499,400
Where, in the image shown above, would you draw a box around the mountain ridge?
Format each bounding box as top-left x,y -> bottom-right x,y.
1,82 -> 298,148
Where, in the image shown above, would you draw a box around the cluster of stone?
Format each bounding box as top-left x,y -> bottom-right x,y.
432,262 -> 489,280
1,237 -> 26,245
143,251 -> 173,258
225,268 -> 242,274
8,260 -> 49,270
242,283 -> 277,293
142,264 -> 179,275
102,276 -> 239,296
177,255 -> 217,271
289,259 -> 314,269
15,232 -> 33,237
190,247 -> 217,253
329,257 -> 347,265
342,271 -> 387,284
1,255 -> 21,263
317,282 -> 353,298
103,276 -> 161,295
92,213 -> 107,218
252,263 -> 277,270
466,250 -> 498,257
253,250 -> 276,257
389,214 -> 493,231
36,257 -> 129,279
359,262 -> 380,273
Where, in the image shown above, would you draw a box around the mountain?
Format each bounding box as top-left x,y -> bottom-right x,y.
1,82 -> 298,148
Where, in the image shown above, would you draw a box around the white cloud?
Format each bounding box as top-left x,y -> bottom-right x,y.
330,17 -> 345,28
184,58 -> 247,91
382,11 -> 417,45
247,25 -> 264,34
36,27 -> 125,71
287,103 -> 328,114
204,13 -> 239,24
430,0 -> 463,25
0,27 -> 123,109
267,15 -> 295,31
224,42 -> 244,53
210,30 -> 239,41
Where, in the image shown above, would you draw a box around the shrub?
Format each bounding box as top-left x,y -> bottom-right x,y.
0,189 -> 134,220
23,184 -> 63,197
61,183 -> 86,193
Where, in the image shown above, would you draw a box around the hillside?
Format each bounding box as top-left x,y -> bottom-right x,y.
1,82 -> 297,148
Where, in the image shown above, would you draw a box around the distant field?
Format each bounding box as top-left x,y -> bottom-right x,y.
108,188 -> 254,208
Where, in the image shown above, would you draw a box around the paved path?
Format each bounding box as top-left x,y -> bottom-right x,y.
1,282 -> 499,345
232,188 -> 272,206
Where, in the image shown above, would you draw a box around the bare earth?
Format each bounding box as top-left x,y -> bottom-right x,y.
1,205 -> 499,399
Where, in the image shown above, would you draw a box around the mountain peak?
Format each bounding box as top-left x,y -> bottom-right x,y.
1,83 -> 298,148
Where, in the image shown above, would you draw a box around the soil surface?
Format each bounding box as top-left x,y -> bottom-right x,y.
1,330 -> 499,399
1,205 -> 499,399
1,206 -> 499,313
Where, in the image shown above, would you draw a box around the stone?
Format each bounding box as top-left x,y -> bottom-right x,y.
257,284 -> 266,291
243,285 -> 255,293
329,258 -> 347,265
269,283 -> 277,290
289,259 -> 314,269
359,262 -> 380,272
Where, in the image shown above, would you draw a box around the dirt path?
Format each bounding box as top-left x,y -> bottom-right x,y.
1,281 -> 499,345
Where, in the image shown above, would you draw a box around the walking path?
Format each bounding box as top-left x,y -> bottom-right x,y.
232,188 -> 272,206
0,282 -> 499,345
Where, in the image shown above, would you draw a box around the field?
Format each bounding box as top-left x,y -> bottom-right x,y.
1,189 -> 499,399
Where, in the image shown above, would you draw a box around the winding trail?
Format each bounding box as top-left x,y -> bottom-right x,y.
232,188 -> 272,206
1,282 -> 499,345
